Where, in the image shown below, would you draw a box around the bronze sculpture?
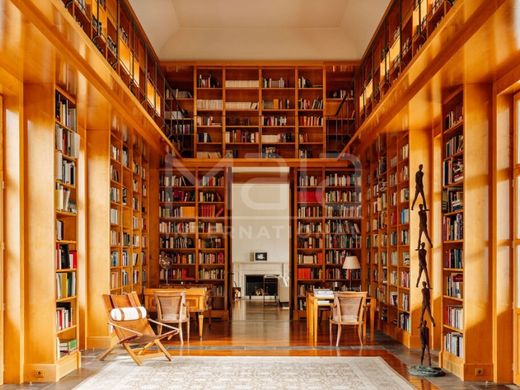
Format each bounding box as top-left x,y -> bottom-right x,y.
418,204 -> 433,248
416,242 -> 430,288
411,164 -> 426,210
419,320 -> 432,367
420,281 -> 435,327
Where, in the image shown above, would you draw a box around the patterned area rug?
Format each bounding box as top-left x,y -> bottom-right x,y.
75,356 -> 414,389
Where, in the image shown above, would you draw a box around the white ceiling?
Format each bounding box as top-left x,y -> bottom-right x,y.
129,0 -> 389,60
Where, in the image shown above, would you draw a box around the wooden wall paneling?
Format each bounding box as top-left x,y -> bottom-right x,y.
147,151 -> 160,287
0,94 -> 3,385
3,78 -> 25,384
431,129 -> 442,351
492,89 -> 513,383
86,127 -> 113,349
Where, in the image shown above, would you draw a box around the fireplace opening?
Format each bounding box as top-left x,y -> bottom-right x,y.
245,274 -> 278,299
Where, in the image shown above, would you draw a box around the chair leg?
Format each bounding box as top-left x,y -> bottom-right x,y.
123,344 -> 142,366
155,340 -> 172,362
358,324 -> 363,346
98,344 -> 116,361
336,324 -> 342,347
157,324 -> 163,336
187,320 -> 190,343
329,321 -> 333,345
178,321 -> 184,345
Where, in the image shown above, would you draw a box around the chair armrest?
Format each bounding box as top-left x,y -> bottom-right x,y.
108,322 -> 143,340
148,318 -> 181,331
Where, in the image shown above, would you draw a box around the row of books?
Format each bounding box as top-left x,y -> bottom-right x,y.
325,235 -> 361,249
400,271 -> 410,288
443,214 -> 463,241
56,302 -> 73,331
160,268 -> 195,281
297,236 -> 322,249
168,123 -> 193,136
199,268 -> 225,280
55,92 -> 77,131
56,184 -> 77,213
263,99 -> 291,110
262,133 -> 294,143
445,305 -> 464,329
55,151 -> 76,186
199,191 -> 224,202
110,187 -> 120,203
159,221 -> 196,234
325,173 -> 361,187
324,190 -> 361,203
297,252 -> 323,265
444,248 -> 463,269
225,80 -> 258,88
160,175 -> 193,187
325,250 -> 356,265
445,273 -> 463,298
298,98 -> 323,110
444,105 -> 463,130
324,205 -> 362,218
298,221 -> 322,233
401,293 -> 410,312
56,219 -> 65,241
442,188 -> 463,213
160,236 -> 195,249
56,124 -> 80,158
159,206 -> 196,218
398,312 -> 410,331
263,77 -> 288,88
199,205 -> 225,218
199,237 -> 224,249
225,101 -> 259,110
400,208 -> 410,224
160,189 -> 195,203
110,208 -> 119,225
297,268 -> 322,279
196,116 -> 221,126
445,134 -> 464,157
56,244 -> 78,270
197,99 -> 223,110
225,130 -> 258,143
56,337 -> 77,359
110,251 -> 144,268
197,132 -> 214,143
299,116 -> 323,127
297,206 -> 322,218
298,76 -> 320,89
325,220 -> 360,234
298,175 -> 320,187
444,332 -> 464,358
163,253 -> 195,265
262,115 -> 289,126
326,268 -> 360,280
196,151 -> 222,159
56,272 -> 76,299
442,157 -> 464,186
199,251 -> 225,264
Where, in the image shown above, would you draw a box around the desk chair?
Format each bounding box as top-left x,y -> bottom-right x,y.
329,291 -> 367,347
154,291 -> 190,344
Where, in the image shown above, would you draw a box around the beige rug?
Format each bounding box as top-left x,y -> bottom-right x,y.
75,356 -> 414,389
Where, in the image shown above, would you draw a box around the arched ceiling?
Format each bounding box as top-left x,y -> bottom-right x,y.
129,0 -> 389,61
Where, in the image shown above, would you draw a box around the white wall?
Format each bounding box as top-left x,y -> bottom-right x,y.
231,183 -> 290,264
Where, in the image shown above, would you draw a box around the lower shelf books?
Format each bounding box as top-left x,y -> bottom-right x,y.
55,272 -> 76,299
56,337 -> 78,359
444,332 -> 464,358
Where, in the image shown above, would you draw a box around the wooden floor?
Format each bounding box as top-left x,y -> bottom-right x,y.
1,301 -> 517,389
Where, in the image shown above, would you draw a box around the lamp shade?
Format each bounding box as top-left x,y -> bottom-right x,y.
342,255 -> 360,270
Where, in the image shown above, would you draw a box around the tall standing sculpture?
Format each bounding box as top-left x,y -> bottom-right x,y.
411,164 -> 426,210
420,281 -> 435,327
418,204 -> 433,248
415,242 -> 431,288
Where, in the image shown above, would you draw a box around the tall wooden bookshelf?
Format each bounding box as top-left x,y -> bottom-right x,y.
362,131 -> 416,347
25,83 -> 82,382
158,161 -> 229,318
292,167 -> 362,318
163,64 -> 355,159
54,87 -> 81,374
439,85 -> 492,380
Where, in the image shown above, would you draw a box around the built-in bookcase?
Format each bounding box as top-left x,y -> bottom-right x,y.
164,64 -> 356,159
158,160 -> 229,318
292,166 -> 362,318
362,131 -> 415,347
54,87 -> 80,364
110,128 -> 149,294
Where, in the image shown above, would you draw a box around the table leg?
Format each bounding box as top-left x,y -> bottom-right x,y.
198,314 -> 204,339
370,301 -> 375,341
313,303 -> 318,343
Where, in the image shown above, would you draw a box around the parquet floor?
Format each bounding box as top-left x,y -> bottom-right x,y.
1,300 -> 518,389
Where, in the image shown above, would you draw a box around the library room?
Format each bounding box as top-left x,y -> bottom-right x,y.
1,0 -> 520,389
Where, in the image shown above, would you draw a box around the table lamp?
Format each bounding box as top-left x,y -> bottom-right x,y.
342,255 -> 360,291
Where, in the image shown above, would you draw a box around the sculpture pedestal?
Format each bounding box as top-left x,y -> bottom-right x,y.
408,365 -> 445,377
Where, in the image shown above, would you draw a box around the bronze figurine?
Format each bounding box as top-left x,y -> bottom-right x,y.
411,164 -> 426,210
416,242 -> 431,288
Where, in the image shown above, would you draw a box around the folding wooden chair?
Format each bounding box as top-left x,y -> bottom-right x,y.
99,292 -> 179,365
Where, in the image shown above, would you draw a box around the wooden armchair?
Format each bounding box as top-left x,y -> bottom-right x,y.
99,292 -> 179,365
329,291 -> 367,347
154,291 -> 190,344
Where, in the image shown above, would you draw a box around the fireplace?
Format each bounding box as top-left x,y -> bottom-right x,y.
245,274 -> 278,299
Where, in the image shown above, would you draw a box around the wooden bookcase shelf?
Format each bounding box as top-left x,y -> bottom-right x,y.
292,167 -> 362,318
438,85 -> 492,380
357,0 -> 455,124
158,161 -> 229,319
109,128 -> 150,295
163,64 -> 356,159
61,0 -> 167,127
362,131 -> 416,347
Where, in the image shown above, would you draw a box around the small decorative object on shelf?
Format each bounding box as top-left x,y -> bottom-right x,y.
159,251 -> 173,285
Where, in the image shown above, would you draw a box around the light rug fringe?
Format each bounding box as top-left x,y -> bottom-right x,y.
75,356 -> 415,390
